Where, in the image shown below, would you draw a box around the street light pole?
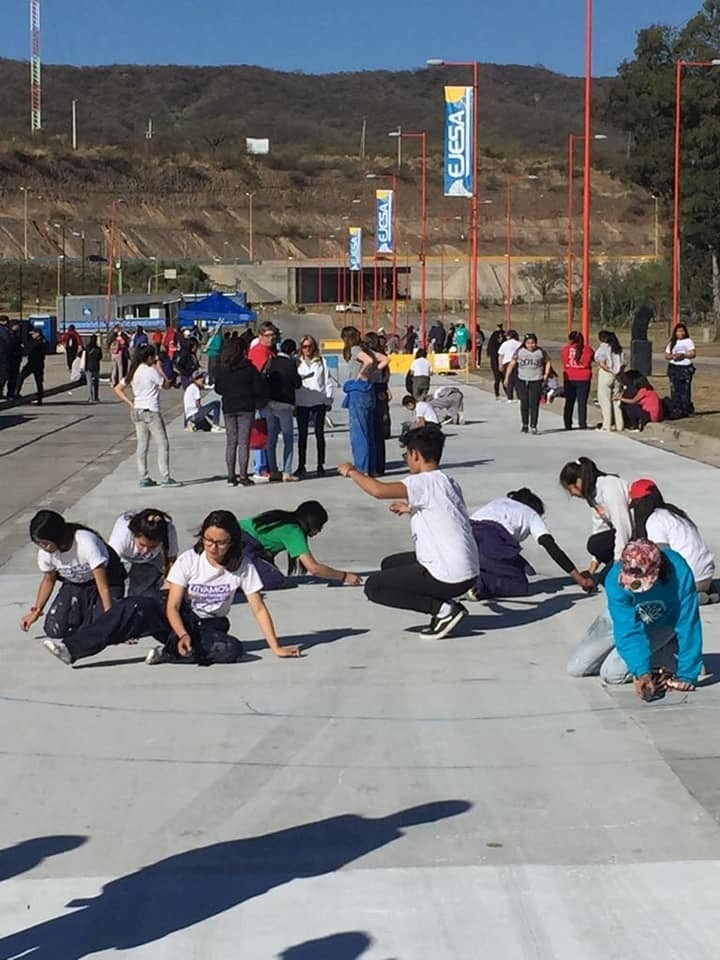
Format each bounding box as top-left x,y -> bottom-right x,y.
20,186 -> 28,261
246,191 -> 255,262
580,0 -> 594,343
61,225 -> 67,334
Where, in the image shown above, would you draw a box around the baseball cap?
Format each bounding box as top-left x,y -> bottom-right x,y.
619,539 -> 662,593
628,478 -> 658,503
191,369 -> 205,380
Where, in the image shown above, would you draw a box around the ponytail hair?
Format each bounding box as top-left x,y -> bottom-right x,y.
568,330 -> 584,363
559,457 -> 611,505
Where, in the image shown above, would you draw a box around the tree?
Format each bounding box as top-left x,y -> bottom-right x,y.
518,260 -> 566,318
603,1 -> 720,328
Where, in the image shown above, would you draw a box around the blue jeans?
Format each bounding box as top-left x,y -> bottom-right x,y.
266,401 -> 295,474
348,389 -> 375,474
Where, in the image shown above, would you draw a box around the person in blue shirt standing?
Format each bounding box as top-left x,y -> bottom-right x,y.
568,538 -> 703,699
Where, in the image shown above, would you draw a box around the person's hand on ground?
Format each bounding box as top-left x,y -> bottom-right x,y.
20,610 -> 40,632
275,644 -> 303,658
343,572 -> 362,587
389,502 -> 411,516
337,462 -> 354,478
634,674 -> 656,700
578,575 -> 596,593
177,633 -> 193,657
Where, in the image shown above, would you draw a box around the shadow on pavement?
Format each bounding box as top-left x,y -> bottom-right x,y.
0,836 -> 86,883
0,802 -> 470,960
243,627 -> 369,652
278,932 -> 373,959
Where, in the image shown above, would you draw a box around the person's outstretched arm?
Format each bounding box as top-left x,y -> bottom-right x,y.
245,591 -> 302,657
536,534 -> 594,591
338,462 -> 408,500
20,571 -> 57,631
298,551 -> 361,586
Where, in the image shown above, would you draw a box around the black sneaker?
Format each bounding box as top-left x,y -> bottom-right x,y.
420,615 -> 439,635
425,603 -> 468,639
521,426 -> 529,434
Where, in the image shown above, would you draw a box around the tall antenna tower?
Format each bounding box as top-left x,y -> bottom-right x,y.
30,0 -> 41,132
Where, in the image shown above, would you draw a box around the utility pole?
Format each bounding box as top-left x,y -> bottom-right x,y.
72,99 -> 78,149
359,117 -> 367,160
30,0 -> 41,133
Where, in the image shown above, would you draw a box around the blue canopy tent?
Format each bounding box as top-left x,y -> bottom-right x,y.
177,292 -> 257,328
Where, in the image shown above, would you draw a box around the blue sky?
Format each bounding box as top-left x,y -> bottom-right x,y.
1,0 -> 704,76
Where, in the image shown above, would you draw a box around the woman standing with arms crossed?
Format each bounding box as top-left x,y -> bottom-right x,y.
295,335 -> 333,477
503,333 -> 551,435
665,322 -> 696,416
114,345 -> 181,488
561,331 -> 594,430
594,330 -> 624,432
214,337 -> 268,487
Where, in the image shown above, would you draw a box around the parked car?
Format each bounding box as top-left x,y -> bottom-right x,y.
335,302 -> 364,314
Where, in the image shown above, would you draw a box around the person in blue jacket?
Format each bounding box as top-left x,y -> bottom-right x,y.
568,538 -> 703,699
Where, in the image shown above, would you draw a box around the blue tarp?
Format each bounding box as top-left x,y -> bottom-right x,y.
177,292 -> 257,326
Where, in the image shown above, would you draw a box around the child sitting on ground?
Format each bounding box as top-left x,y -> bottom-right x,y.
400,394 -> 441,447
338,426 -> 479,639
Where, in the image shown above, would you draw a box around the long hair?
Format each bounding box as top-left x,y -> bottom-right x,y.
300,335 -> 320,362
568,330 -> 584,363
598,330 -> 622,355
559,457 -> 611,505
29,510 -> 96,551
126,344 -> 157,384
669,323 -> 689,351
126,508 -> 172,561
617,369 -> 652,393
253,501 -> 329,575
631,484 -> 696,539
193,510 -> 245,573
219,337 -> 247,367
342,326 -> 361,361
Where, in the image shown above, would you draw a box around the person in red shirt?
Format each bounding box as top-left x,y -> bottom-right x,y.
561,331 -> 594,430
619,370 -> 663,431
61,324 -> 84,372
163,325 -> 179,359
247,322 -> 278,479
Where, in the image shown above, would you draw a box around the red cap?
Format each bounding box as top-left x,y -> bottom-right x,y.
628,478 -> 658,503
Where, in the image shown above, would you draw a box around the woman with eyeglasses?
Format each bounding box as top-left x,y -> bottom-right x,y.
295,336 -> 334,477
41,510 -> 302,666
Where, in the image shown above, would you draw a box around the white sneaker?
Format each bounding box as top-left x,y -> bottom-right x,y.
43,639 -> 72,665
145,645 -> 164,665
184,423 -> 197,432
210,425 -> 226,433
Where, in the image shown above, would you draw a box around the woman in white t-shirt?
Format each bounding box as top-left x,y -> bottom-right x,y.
109,508 -> 179,596
468,489 -> 595,599
409,349 -> 433,400
497,330 -> 521,401
20,510 -> 126,646
594,330 -> 625,432
560,456 -> 632,584
629,478 -> 716,600
665,323 -> 696,415
114,345 -> 180,488
146,510 -> 302,664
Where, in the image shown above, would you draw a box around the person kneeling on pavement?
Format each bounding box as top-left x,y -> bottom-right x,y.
183,370 -> 224,432
467,489 -> 595,600
41,510 -> 302,666
338,426 -> 479,639
567,539 -> 703,699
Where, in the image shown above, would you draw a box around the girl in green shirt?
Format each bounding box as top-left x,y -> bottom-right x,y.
239,501 -> 362,589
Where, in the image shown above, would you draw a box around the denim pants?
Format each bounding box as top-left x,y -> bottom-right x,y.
566,611 -> 677,684
348,389 -> 375,474
132,409 -> 170,482
668,364 -> 694,413
266,401 -> 295,474
190,399 -> 223,427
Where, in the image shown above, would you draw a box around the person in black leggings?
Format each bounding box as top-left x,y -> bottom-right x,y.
503,333 -> 551,434
486,325 -> 505,399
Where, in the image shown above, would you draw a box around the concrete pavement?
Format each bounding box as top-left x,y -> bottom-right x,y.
1,375 -> 720,957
